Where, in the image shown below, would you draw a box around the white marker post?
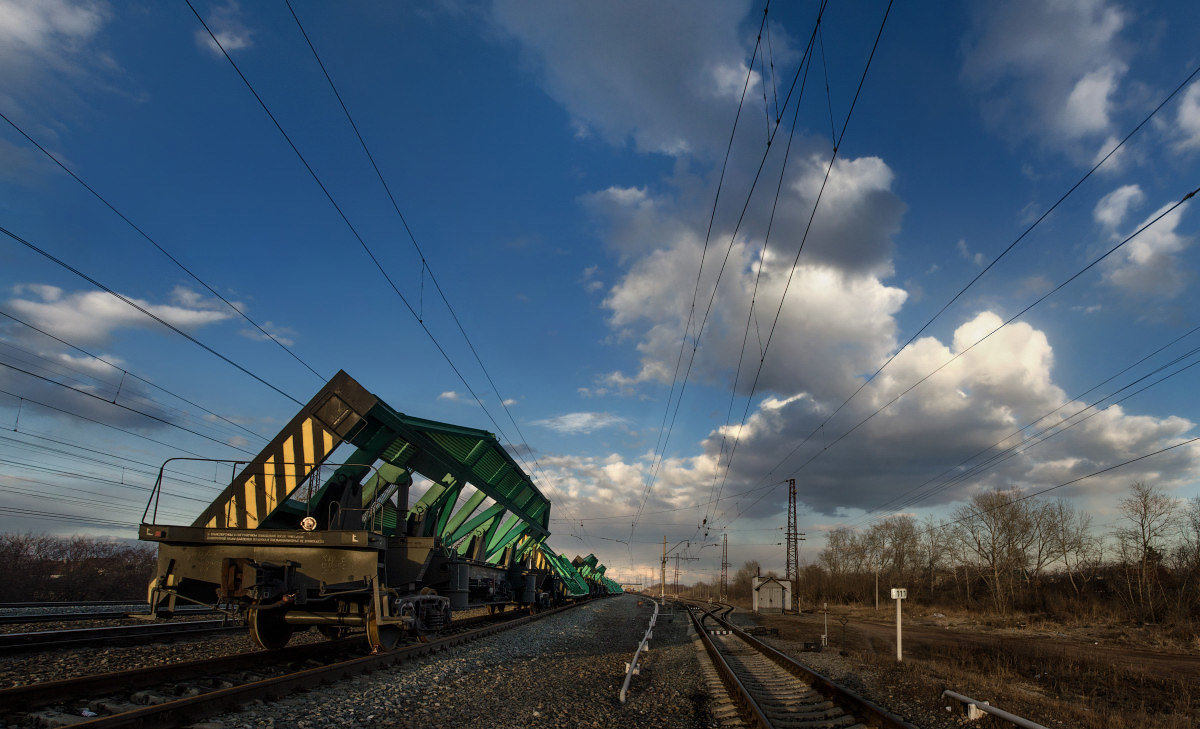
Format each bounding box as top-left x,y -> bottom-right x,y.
890,588 -> 906,661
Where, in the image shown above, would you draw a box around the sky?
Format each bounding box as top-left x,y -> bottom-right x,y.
1,0 -> 1199,587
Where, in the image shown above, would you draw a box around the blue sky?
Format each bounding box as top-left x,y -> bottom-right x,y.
2,0 -> 1199,585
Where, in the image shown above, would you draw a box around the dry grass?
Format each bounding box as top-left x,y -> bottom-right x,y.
809,615 -> 1198,729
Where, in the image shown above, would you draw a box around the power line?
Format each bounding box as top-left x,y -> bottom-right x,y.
755,60 -> 1200,488
0,111 -> 325,382
0,307 -> 269,444
0,359 -> 256,455
185,2 -> 574,542
279,0 -> 583,534
859,340 -> 1200,524
777,183 -> 1198,481
0,430 -> 223,493
0,223 -> 303,406
707,0 -> 894,530
0,387 -> 209,458
717,186 -> 1198,533
634,0 -> 831,537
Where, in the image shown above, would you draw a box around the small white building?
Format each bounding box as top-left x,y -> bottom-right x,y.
751,576 -> 791,614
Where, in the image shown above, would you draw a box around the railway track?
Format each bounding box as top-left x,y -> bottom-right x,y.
0,606 -> 214,626
0,619 -> 243,654
688,603 -> 918,729
0,601 -> 583,729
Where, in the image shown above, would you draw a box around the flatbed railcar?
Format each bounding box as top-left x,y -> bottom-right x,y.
139,371 -> 618,652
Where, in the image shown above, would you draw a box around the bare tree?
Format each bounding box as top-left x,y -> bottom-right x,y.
917,516 -> 946,598
953,489 -> 1036,614
1114,482 -> 1179,622
1046,498 -> 1100,598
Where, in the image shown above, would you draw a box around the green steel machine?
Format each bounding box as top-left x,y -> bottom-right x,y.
140,371 -> 619,651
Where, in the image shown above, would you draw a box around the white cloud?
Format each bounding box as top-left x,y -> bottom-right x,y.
961,0 -> 1129,147
194,1 -> 253,57
956,239 -> 986,267
491,0 -> 764,159
0,0 -> 115,129
502,398 -> 517,407
1175,80 -> 1200,152
238,321 -> 296,347
544,311 -> 1200,524
1093,184 -> 1143,229
438,391 -> 461,401
1102,200 -> 1193,297
0,0 -> 107,56
6,285 -> 233,346
532,412 -> 630,434
1059,64 -> 1122,137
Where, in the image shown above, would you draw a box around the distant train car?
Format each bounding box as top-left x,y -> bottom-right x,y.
140,371 -> 617,652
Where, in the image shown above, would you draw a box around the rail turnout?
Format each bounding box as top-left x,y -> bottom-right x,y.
688,602 -> 918,729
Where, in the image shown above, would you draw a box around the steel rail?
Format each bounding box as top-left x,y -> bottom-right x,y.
685,601 -> 918,729
10,600 -> 591,729
0,607 -> 214,625
0,620 -> 242,654
687,606 -> 775,729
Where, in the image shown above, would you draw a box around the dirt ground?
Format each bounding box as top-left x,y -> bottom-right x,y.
760,608 -> 1200,679
742,607 -> 1198,728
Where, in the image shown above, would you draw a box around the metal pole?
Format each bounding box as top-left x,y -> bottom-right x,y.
661,536 -> 666,603
896,593 -> 902,661
941,690 -> 1051,729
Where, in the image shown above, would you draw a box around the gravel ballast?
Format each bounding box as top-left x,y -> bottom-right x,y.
201,595 -> 714,729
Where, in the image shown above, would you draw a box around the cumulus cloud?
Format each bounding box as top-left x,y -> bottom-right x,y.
1093,184 -> 1143,229
961,0 -> 1129,147
438,391 -> 461,401
491,0 -> 771,159
1102,200 -> 1193,297
1175,81 -> 1200,152
532,412 -> 630,434
0,0 -> 117,132
545,311 -> 1200,526
6,284 -> 234,346
596,148 -> 906,396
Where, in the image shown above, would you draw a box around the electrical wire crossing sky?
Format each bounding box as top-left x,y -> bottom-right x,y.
1,0 -> 1199,582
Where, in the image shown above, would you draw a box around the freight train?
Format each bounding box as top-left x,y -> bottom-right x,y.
139,371 -> 620,651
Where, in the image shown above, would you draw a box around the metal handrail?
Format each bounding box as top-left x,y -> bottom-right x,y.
942,690 -> 1050,729
618,598 -> 660,703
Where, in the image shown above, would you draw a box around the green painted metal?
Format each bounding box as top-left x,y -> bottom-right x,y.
248,372 -> 551,550
537,544 -> 590,597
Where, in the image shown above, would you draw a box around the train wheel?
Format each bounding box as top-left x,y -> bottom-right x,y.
366,611 -> 401,652
248,608 -> 293,650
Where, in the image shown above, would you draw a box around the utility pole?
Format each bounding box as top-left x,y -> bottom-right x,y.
785,479 -> 805,611
673,552 -> 679,597
660,536 -> 667,603
720,533 -> 729,602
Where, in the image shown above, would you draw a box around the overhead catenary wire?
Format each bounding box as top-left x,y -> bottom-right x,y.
633,2 -> 775,536
1,387 -> 210,458
0,308 -> 269,445
0,360 -> 257,456
706,0 -> 894,531
279,0 -> 584,535
0,223 -> 303,407
754,60 -> 1200,489
633,0 -> 831,538
186,2 -> 581,545
0,111 -> 326,383
858,339 -> 1200,525
716,185 -> 1199,532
